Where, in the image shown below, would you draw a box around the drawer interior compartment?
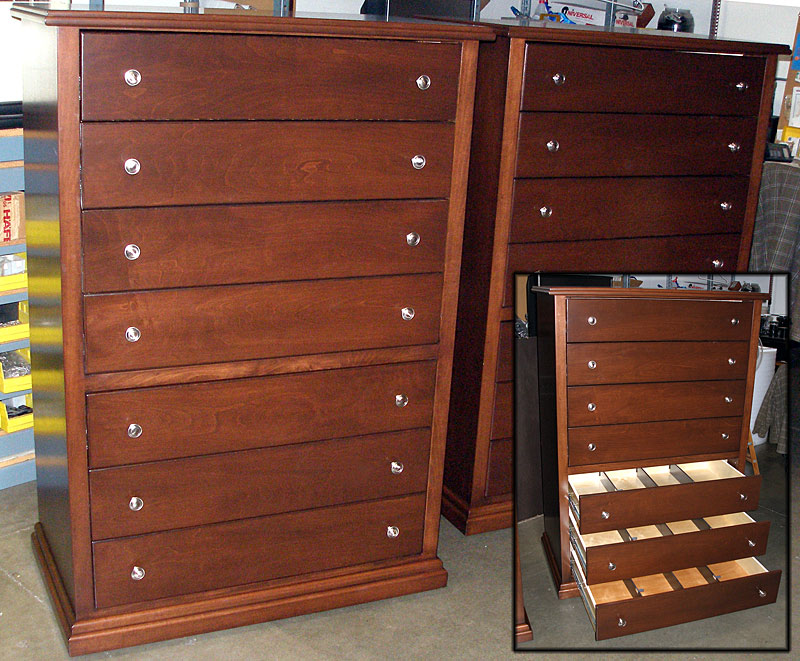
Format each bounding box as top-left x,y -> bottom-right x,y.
570,508 -> 770,584
568,417 -> 742,467
572,550 -> 780,640
92,492 -> 427,609
568,460 -> 761,533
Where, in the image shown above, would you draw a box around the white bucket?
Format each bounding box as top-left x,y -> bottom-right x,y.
749,346 -> 777,445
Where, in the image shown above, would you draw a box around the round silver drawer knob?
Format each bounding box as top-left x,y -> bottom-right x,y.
539,206 -> 553,218
748,539 -> 756,548
416,75 -> 431,90
728,142 -> 741,153
124,69 -> 142,87
129,496 -> 143,512
386,525 -> 400,538
720,201 -> 732,212
124,158 -> 141,175
588,443 -> 596,452
587,316 -> 597,326
406,232 -> 420,247
395,394 -> 409,408
552,72 -> 566,85
712,259 -> 724,269
411,155 -> 426,170
127,423 -> 142,438
735,81 -> 749,92
587,402 -> 596,412
618,617 -> 626,628
601,511 -> 610,520
130,566 -> 145,581
124,244 -> 141,261
728,358 -> 736,365
401,306 -> 415,321
721,432 -> 729,440
725,396 -> 733,403
739,492 -> 748,501
758,588 -> 767,598
125,326 -> 141,343
730,318 -> 739,326
546,139 -> 560,153
608,562 -> 616,571
391,461 -> 404,474
587,360 -> 597,370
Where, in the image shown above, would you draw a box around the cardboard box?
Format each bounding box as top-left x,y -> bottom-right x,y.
0,193 -> 25,244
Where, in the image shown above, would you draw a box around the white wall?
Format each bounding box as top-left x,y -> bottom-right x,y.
0,4 -> 23,103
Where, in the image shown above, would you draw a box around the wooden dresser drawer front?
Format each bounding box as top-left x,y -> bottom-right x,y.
84,274 -> 443,373
485,438 -> 512,498
89,428 -> 430,540
510,177 -> 748,244
490,381 -> 513,440
566,298 -> 753,343
82,33 -> 461,122
572,513 -> 770,584
566,342 -> 750,385
521,44 -> 764,115
82,200 -> 449,293
81,122 -> 454,209
573,552 -> 780,640
568,417 -> 742,467
567,380 -> 746,427
87,361 -> 437,468
569,461 -> 761,534
92,493 -> 427,609
516,114 -> 755,178
505,237 -> 739,293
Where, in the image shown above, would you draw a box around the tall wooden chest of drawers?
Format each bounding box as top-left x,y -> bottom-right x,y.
13,5 -> 492,654
442,23 -> 788,535
527,287 -> 780,639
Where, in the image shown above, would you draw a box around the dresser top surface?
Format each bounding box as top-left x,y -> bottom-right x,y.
475,16 -> 788,54
531,287 -> 770,302
10,2 -> 496,40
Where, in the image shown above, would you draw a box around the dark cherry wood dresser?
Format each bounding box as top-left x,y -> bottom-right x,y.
442,21 -> 789,535
12,4 -> 493,654
527,287 -> 780,638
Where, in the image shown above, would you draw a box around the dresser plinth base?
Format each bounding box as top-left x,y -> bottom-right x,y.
441,486 -> 513,535
515,619 -> 533,644
33,522 -> 447,657
540,531 -> 579,599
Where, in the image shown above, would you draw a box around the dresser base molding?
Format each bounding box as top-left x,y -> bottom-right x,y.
441,486 -> 512,535
33,523 -> 447,656
541,532 -> 579,599
515,619 -> 533,644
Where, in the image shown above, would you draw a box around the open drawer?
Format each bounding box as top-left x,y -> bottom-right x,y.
568,460 -> 760,534
570,509 -> 770,584
572,551 -> 781,640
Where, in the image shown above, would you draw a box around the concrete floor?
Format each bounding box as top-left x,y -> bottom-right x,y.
0,486 -> 518,661
518,441 -> 795,657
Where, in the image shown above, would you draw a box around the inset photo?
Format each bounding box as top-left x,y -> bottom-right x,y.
514,273 -> 790,652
